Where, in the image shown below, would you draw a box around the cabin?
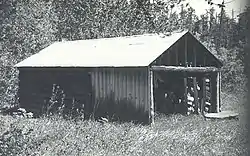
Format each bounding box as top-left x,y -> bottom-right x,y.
14,30 -> 223,124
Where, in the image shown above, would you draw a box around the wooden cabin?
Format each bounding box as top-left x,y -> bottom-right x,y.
14,30 -> 223,124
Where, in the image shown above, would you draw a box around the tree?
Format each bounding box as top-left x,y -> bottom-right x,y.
0,0 -> 57,107
53,0 -> 190,41
237,6 -> 250,78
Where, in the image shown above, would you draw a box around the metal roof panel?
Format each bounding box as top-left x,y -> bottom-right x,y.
15,30 -> 188,67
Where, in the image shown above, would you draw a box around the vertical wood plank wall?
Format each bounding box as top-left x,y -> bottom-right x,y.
175,43 -> 178,65
90,68 -> 149,115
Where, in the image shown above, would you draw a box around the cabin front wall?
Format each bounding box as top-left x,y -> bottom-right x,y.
150,33 -> 222,115
152,33 -> 221,68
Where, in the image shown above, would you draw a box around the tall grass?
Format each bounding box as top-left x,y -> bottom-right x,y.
0,91 -> 247,156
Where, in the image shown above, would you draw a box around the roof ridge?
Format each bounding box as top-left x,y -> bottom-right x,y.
56,30 -> 189,43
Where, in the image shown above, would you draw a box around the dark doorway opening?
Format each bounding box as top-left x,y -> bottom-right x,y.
153,71 -> 213,115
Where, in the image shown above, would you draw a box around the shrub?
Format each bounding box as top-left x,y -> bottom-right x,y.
43,84 -> 84,120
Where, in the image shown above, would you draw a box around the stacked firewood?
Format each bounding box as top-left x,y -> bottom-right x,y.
186,78 -> 211,115
204,78 -> 211,113
186,77 -> 200,115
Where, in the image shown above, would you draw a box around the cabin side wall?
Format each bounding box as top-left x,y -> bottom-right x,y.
18,67 -> 150,123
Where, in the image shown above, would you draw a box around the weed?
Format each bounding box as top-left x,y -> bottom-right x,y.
42,84 -> 84,121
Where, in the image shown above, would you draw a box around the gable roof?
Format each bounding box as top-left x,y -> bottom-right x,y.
15,30 -> 222,68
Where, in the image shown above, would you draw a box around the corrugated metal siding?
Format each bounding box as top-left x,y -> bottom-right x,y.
91,68 -> 149,113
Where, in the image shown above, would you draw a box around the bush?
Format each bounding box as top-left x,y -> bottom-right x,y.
0,67 -> 19,108
42,84 -> 84,120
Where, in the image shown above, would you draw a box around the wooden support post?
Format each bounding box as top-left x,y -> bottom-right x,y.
184,74 -> 188,112
149,68 -> 154,125
201,76 -> 206,115
201,48 -> 206,115
216,71 -> 221,113
193,77 -> 199,114
219,71 -> 221,112
209,76 -> 212,113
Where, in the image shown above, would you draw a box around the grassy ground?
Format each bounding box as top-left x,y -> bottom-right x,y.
0,91 -> 248,156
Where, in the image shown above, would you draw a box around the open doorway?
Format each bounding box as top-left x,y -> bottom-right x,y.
153,71 -> 185,115
153,71 -> 213,115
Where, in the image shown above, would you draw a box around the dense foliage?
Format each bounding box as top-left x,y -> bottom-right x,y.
0,0 -> 248,107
